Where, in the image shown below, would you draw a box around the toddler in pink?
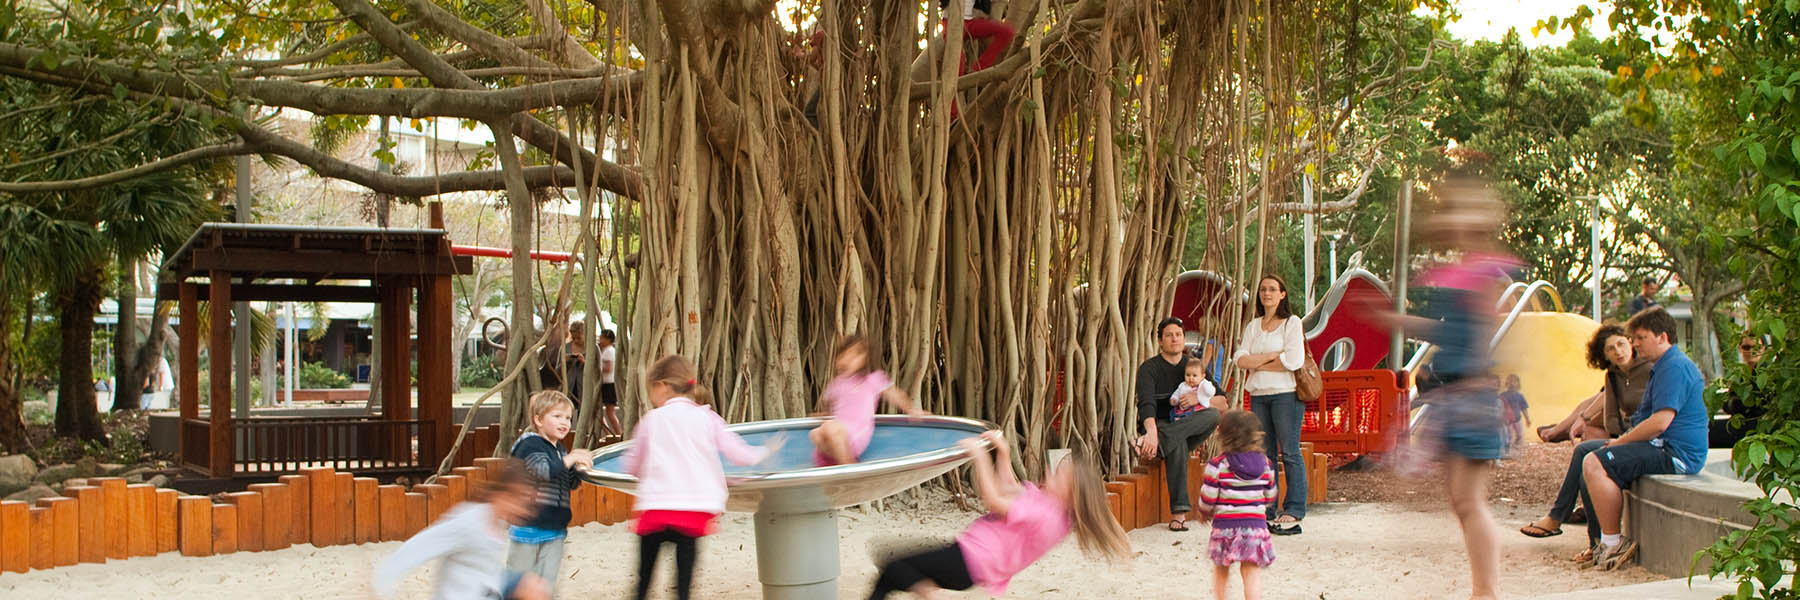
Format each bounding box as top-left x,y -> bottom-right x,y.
866,431 -> 1130,599
811,335 -> 926,465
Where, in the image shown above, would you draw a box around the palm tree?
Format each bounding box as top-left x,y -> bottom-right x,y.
0,75 -> 223,444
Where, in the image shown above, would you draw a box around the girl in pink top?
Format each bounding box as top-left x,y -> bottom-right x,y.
867,431 -> 1130,599
622,354 -> 782,600
811,335 -> 926,465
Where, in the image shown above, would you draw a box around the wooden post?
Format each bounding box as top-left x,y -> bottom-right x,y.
334,472 -> 354,544
473,456 -> 507,480
1104,482 -> 1133,531
93,477 -> 128,560
377,485 -> 407,542
68,485 -> 104,563
439,474 -> 467,506
403,492 -> 428,537
154,488 -> 178,554
178,283 -> 199,467
569,482 -> 595,527
177,496 -> 211,557
36,497 -> 77,566
225,492 -> 263,552
249,483 -> 291,550
416,483 -> 450,524
0,501 -> 27,572
416,273 -> 455,467
211,503 -> 238,555
127,484 -> 156,557
379,280 -> 412,462
451,466 -> 486,490
303,467 -> 338,547
1119,472 -> 1153,529
278,474 -> 310,544
28,506 -> 50,570
208,270 -> 234,477
352,477 -> 379,544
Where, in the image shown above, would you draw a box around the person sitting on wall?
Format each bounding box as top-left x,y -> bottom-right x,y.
1134,317 -> 1225,532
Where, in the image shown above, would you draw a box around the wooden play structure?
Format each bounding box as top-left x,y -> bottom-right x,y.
0,460 -> 634,573
154,216 -> 472,479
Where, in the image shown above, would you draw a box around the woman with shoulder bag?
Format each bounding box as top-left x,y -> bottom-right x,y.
1232,274 -> 1310,535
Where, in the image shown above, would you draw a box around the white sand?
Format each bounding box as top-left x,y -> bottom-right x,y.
0,495 -> 1655,599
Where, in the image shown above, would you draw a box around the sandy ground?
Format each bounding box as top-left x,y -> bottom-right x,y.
1,488 -> 1655,600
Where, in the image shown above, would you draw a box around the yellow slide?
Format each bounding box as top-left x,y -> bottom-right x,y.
1489,312 -> 1607,433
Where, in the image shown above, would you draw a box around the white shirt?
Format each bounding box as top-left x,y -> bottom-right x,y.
598,345 -> 617,384
622,398 -> 770,513
1232,316 -> 1305,396
372,502 -> 507,600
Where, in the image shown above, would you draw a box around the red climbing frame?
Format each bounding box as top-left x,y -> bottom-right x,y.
1300,369 -> 1410,454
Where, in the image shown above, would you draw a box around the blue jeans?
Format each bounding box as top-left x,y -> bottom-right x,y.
1548,440 -> 1606,522
1251,392 -> 1306,519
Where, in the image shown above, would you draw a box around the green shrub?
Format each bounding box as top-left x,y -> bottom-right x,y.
460,358 -> 501,389
299,362 -> 352,389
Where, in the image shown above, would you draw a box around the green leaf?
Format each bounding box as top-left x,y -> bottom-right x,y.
1748,142 -> 1767,168
1790,137 -> 1800,164
1770,320 -> 1788,341
1742,440 -> 1767,470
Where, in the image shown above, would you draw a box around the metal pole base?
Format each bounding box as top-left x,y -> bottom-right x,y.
753,488 -> 839,600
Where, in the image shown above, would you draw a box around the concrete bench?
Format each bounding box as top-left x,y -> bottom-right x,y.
1626,451 -> 1764,577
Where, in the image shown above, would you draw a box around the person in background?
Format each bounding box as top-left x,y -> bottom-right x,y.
597,329 -> 623,440
1709,333 -> 1767,449
1499,375 -> 1531,447
1577,307 -> 1710,571
373,460 -> 549,600
563,321 -> 587,412
1135,317 -> 1224,532
1519,324 -> 1651,543
1233,274 -> 1308,535
1627,278 -> 1658,316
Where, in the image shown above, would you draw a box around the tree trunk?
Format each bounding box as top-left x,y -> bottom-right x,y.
54,266 -> 110,444
0,295 -> 31,453
112,259 -> 144,411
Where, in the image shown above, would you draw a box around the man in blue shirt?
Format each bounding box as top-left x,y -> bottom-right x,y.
1578,307 -> 1709,570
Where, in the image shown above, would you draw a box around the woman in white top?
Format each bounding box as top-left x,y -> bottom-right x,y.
1232,274 -> 1308,534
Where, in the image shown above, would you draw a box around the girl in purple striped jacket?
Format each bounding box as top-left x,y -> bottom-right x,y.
1197,410 -> 1277,600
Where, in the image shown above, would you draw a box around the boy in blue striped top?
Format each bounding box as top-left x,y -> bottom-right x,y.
507,391 -> 594,596
1198,410 -> 1277,600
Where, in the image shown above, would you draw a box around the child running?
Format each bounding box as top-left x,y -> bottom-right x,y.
373,459 -> 549,600
1172,358 -> 1223,419
1364,171 -> 1521,600
811,335 -> 927,465
1197,410 -> 1277,600
867,431 -> 1131,599
623,355 -> 783,600
506,390 -> 594,595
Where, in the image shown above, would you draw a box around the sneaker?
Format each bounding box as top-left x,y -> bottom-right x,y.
1590,539 -> 1639,571
1574,543 -> 1600,569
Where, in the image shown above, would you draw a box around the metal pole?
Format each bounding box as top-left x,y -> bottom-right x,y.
234,155 -> 253,419
1328,237 -> 1339,283
1391,183 -> 1412,371
286,302 -> 296,405
1303,172 -> 1316,311
1591,199 -> 1602,321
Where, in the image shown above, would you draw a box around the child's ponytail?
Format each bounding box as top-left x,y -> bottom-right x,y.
1064,448 -> 1132,561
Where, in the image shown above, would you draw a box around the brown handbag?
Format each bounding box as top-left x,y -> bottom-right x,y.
1294,344 -> 1323,402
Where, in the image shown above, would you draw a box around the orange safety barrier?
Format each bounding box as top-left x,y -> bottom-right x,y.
1300,369 -> 1410,455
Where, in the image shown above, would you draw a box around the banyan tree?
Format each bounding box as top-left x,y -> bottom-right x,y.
0,0 -> 1444,473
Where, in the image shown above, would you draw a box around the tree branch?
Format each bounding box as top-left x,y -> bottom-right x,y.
1264,149 -> 1385,216
0,143 -> 250,194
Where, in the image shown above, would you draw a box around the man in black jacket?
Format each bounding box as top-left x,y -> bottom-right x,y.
1134,317 -> 1224,531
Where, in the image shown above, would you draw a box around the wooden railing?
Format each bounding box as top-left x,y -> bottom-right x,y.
232,417 -> 435,474
180,418 -> 213,473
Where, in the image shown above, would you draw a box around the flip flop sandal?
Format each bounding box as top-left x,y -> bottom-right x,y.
1271,514 -> 1302,525
1270,523 -> 1302,536
1168,519 -> 1190,532
1519,523 -> 1563,538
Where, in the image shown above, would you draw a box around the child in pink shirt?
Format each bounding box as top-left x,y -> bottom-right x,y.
811,335 -> 926,465
866,431 -> 1130,599
622,355 -> 782,600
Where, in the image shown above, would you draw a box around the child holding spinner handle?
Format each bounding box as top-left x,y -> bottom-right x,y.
866,431 -> 1131,599
812,335 -> 927,465
1197,410 -> 1278,600
623,355 -> 783,600
505,390 -> 594,595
